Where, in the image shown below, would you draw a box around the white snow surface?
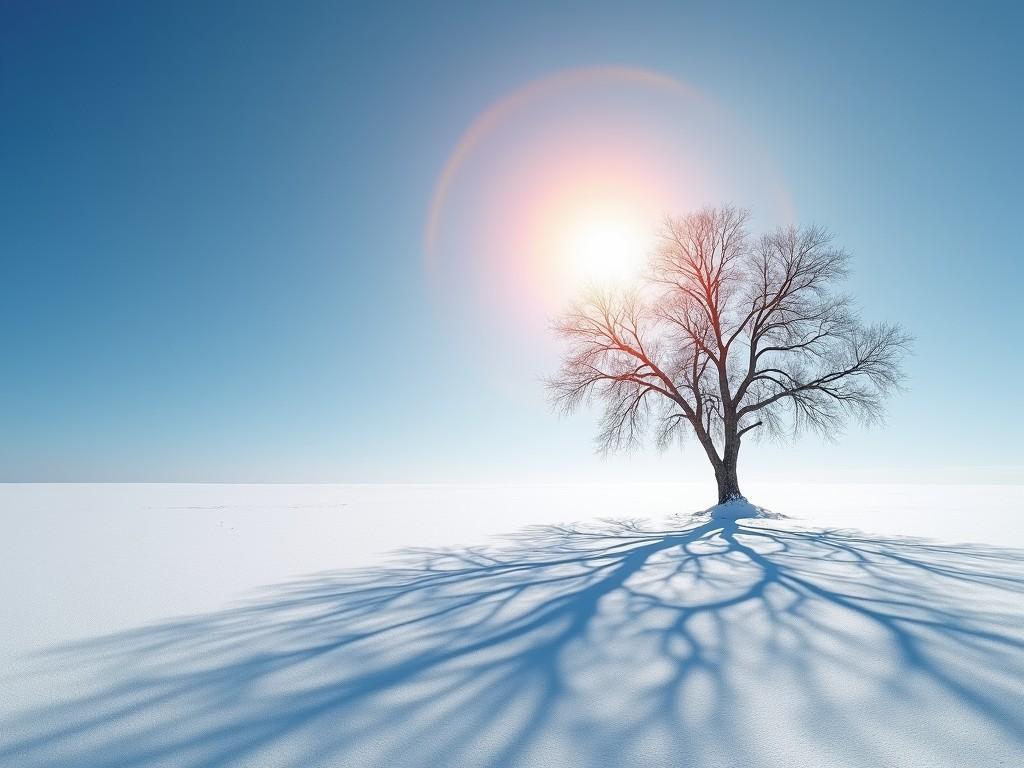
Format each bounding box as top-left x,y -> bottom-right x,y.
706,498 -> 784,520
1,482 -> 1022,767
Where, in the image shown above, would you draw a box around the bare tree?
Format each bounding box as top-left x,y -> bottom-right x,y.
548,206 -> 912,504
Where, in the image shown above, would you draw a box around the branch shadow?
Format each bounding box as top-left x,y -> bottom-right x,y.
2,512 -> 1023,767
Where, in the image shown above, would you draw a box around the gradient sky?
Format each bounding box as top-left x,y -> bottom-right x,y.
2,1 -> 1022,484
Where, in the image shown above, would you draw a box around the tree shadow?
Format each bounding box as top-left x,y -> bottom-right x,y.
2,512 -> 1023,767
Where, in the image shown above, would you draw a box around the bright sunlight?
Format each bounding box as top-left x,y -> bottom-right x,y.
561,205 -> 653,287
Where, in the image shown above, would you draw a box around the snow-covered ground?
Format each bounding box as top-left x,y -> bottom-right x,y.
1,483 -> 1022,767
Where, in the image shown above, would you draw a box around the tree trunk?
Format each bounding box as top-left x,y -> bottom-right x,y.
714,443 -> 743,504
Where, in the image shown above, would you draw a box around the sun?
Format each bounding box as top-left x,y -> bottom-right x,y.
557,203 -> 655,290
424,66 -> 794,323
530,188 -> 661,307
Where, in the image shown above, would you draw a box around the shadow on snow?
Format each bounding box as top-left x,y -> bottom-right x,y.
2,512 -> 1023,767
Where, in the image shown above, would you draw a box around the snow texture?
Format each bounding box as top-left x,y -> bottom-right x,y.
1,483 -> 1022,767
706,498 -> 786,520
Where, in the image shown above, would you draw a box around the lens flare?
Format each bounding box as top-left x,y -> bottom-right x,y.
423,66 -> 707,270
424,66 -> 793,326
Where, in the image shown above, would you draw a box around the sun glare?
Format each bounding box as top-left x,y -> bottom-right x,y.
423,66 -> 793,320
561,207 -> 652,288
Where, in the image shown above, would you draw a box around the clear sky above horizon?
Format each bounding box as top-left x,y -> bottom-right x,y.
2,1 -> 1022,485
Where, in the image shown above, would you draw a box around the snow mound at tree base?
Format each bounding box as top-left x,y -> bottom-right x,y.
708,497 -> 787,520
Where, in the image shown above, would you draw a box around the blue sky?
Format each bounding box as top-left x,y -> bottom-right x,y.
2,1 -> 1022,484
